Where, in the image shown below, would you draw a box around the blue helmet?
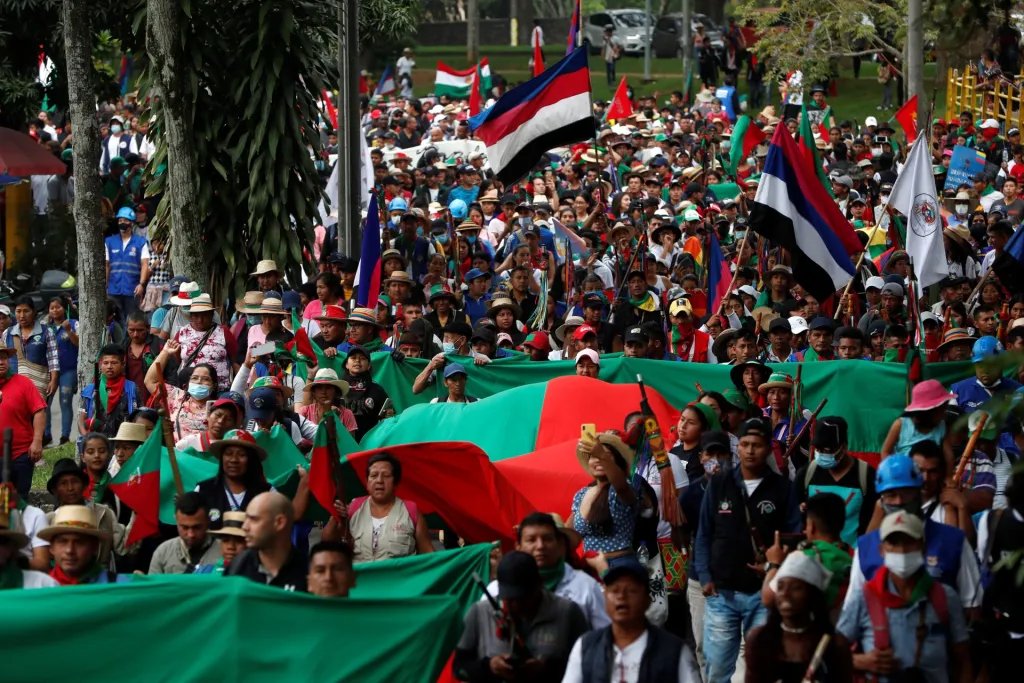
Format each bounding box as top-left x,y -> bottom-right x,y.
115,206 -> 136,222
875,453 -> 923,493
448,199 -> 468,220
972,336 -> 1004,363
387,197 -> 408,213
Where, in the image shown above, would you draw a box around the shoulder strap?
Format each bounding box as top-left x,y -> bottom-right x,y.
929,580 -> 949,625
863,587 -> 891,651
181,326 -> 216,369
984,508 -> 1006,567
857,459 -> 869,496
348,496 -> 369,516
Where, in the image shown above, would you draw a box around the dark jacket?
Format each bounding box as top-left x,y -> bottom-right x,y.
694,465 -> 800,592
227,546 -> 307,592
579,624 -> 684,682
196,477 -> 271,528
343,372 -> 392,441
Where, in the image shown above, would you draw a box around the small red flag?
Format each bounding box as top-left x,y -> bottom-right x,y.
532,29 -> 545,77
469,64 -> 482,116
322,90 -> 338,130
894,95 -> 919,144
606,77 -> 633,121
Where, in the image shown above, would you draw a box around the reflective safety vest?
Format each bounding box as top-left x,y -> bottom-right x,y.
106,234 -> 147,296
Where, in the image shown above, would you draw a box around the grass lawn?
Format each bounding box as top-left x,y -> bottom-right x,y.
32,441 -> 75,494
410,46 -> 947,130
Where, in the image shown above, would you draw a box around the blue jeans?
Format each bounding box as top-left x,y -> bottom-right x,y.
11,454 -> 32,499
702,589 -> 767,683
46,369 -> 77,441
606,61 -> 616,87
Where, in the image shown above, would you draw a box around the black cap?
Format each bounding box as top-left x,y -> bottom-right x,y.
470,326 -> 497,345
443,321 -> 473,339
700,430 -> 731,452
768,317 -> 792,334
812,416 -> 848,451
737,418 -> 772,440
602,558 -> 649,586
497,551 -> 542,599
624,326 -> 648,344
326,251 -> 345,264
582,292 -> 606,309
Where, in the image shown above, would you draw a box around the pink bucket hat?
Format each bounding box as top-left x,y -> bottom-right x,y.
905,379 -> 955,413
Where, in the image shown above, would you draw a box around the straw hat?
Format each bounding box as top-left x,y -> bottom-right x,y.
381,249 -> 407,267
487,297 -> 521,321
576,432 -> 637,473
348,307 -> 382,328
169,281 -> 202,306
110,422 -> 148,444
210,511 -> 247,539
479,188 -> 500,203
555,316 -> 585,344
208,429 -> 268,461
38,505 -> 111,542
187,293 -> 215,314
936,328 -> 975,355
257,297 -> 288,316
303,367 -> 350,398
235,291 -> 265,314
250,259 -> 280,276
315,304 -> 348,322
456,219 -> 480,233
0,504 -> 29,549
0,338 -> 16,356
382,270 -> 415,286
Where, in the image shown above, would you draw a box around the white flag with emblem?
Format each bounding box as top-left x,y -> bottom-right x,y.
888,136 -> 946,288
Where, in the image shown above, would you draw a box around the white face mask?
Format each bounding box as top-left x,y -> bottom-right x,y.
884,550 -> 924,578
880,194 -> 890,205
955,204 -> 969,216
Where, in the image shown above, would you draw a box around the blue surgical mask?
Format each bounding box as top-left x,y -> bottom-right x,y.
814,451 -> 838,469
703,460 -> 721,475
441,341 -> 456,354
187,383 -> 211,400
435,234 -> 449,245
466,235 -> 477,244
110,124 -> 122,134
416,226 -> 424,237
246,315 -> 261,326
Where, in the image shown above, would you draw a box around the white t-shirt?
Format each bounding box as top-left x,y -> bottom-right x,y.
640,455 -> 687,540
396,56 -> 415,77
21,570 -> 59,589
15,505 -> 49,556
104,235 -> 151,261
743,478 -> 763,496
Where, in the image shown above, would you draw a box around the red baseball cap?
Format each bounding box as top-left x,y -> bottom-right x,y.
572,324 -> 597,341
523,330 -> 549,351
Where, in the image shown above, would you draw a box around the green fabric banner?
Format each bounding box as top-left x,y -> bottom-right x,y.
0,577 -> 462,682
366,353 -> 977,455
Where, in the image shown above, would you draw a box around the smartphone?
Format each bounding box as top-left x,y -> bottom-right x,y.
779,533 -> 806,550
252,341 -> 276,358
580,423 -> 597,444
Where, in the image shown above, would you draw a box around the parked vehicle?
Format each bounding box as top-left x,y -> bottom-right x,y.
585,10 -> 655,56
651,13 -> 725,59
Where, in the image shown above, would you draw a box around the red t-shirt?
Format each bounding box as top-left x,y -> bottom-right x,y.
0,374 -> 46,455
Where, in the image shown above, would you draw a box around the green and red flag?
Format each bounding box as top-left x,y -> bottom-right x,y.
797,102 -> 834,197
727,115 -> 765,175
109,420 -> 218,544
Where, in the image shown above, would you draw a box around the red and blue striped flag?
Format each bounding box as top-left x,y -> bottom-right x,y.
706,232 -> 732,314
118,54 -> 131,96
356,193 -> 382,307
566,0 -> 582,55
469,47 -> 595,185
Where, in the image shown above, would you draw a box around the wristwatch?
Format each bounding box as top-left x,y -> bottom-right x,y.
765,561 -> 781,572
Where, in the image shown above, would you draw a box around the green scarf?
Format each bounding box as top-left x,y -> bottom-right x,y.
628,291 -> 658,312
90,472 -> 111,505
0,561 -> 23,590
360,336 -> 385,353
539,559 -> 565,592
803,540 -> 852,606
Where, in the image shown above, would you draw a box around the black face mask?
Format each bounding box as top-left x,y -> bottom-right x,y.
881,498 -> 923,518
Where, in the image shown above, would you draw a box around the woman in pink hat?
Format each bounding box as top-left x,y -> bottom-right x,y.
879,379 -> 955,462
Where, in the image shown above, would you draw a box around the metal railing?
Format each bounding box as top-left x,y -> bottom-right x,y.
946,65 -> 1024,131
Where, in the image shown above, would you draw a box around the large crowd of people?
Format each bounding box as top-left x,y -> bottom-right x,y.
3,27 -> 1024,683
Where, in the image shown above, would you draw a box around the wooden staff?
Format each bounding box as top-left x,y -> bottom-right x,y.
801,634 -> 832,683
152,361 -> 184,496
952,412 -> 988,489
787,366 -> 803,447
782,398 -> 828,462
833,218 -> 888,320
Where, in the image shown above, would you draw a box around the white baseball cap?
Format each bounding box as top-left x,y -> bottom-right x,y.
574,349 -> 600,366
865,276 -> 886,291
865,116 -> 878,127
789,316 -> 809,335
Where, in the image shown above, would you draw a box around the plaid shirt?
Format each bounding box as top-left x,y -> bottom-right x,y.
5,322 -> 59,373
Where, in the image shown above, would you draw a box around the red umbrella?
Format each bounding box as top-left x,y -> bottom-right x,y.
0,127 -> 66,176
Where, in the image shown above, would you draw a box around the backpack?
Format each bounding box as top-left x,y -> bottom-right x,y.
348,496 -> 419,526
804,457 -> 870,495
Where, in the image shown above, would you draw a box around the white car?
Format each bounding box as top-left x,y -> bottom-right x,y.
585,10 -> 654,56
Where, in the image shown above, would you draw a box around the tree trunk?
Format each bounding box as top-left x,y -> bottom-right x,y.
146,0 -> 206,291
62,0 -> 106,389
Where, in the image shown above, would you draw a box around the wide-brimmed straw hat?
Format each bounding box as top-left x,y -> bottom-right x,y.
303,367 -> 350,398
250,259 -> 279,276
235,291 -> 265,314
487,298 -> 521,321
210,511 -> 247,539
110,422 -> 148,444
38,505 -> 111,543
187,293 -> 216,314
208,429 -> 268,461
935,328 -> 975,354
257,297 -> 288,316
555,316 -> 585,344
383,270 -> 415,286
576,431 -> 637,473
0,507 -> 29,548
169,281 -> 203,306
348,307 -> 382,328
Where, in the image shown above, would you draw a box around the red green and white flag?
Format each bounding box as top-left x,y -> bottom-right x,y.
727,115 -> 765,175
109,420 -> 217,544
434,59 -> 491,99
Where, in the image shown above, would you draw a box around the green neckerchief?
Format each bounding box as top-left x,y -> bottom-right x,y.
539,559 -> 565,592
360,336 -> 385,353
97,373 -> 110,414
91,472 -> 111,505
802,347 -> 821,362
803,540 -> 852,605
627,291 -> 657,312
0,561 -> 24,590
